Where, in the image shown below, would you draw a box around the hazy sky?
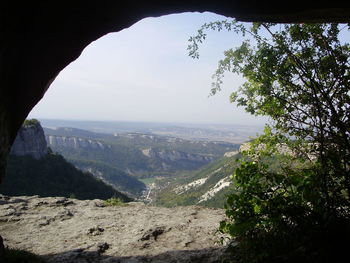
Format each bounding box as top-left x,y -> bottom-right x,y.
29,12 -> 267,125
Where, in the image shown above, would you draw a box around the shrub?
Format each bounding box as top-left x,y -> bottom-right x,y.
23,119 -> 40,127
104,197 -> 127,206
219,131 -> 350,262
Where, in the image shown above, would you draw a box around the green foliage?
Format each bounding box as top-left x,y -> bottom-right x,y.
2,153 -> 132,202
220,138 -> 350,262
190,22 -> 350,262
104,197 -> 127,206
190,23 -> 350,146
23,119 -> 40,127
4,248 -> 46,263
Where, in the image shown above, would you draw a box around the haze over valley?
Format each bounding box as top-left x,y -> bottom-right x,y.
40,119 -> 261,204
40,119 -> 263,144
23,12 -> 267,206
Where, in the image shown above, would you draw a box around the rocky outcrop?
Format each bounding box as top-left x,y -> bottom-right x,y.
46,135 -> 108,150
198,176 -> 232,203
239,142 -> 318,161
10,120 -> 48,159
0,195 -> 228,263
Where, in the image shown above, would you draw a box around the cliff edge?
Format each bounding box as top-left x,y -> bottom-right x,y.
0,195 -> 228,263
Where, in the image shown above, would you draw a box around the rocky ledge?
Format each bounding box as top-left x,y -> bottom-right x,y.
0,195 -> 228,263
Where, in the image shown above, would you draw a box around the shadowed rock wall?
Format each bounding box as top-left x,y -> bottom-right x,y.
10,121 -> 48,159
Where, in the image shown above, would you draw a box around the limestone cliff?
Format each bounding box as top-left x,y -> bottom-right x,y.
46,135 -> 108,150
10,120 -> 48,159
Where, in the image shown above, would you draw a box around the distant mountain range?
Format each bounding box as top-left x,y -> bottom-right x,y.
39,119 -> 264,143
44,127 -> 240,182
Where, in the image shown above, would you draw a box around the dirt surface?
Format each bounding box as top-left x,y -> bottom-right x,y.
0,195 -> 229,262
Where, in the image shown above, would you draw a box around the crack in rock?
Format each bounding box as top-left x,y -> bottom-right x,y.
139,227 -> 166,241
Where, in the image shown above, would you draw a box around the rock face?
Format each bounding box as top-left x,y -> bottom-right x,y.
0,195 -> 228,263
10,121 -> 48,159
46,135 -> 108,150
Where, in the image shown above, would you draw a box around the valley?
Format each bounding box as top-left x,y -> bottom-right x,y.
3,120 -> 262,208
42,121 -> 250,204
0,119 -> 259,261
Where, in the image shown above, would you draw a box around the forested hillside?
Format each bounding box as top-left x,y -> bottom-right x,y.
154,153 -> 241,208
71,159 -> 146,196
1,153 -> 132,201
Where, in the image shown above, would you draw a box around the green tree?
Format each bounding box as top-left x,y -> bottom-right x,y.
189,22 -> 350,262
23,118 -> 40,127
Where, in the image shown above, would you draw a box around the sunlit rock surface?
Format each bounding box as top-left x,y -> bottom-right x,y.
0,195 -> 228,263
